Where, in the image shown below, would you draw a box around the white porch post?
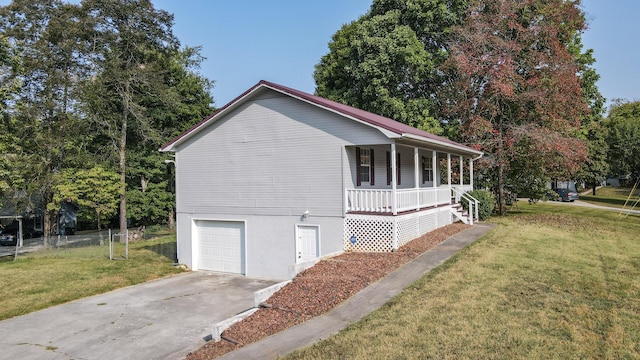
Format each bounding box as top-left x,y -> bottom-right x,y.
470,159 -> 474,190
414,147 -> 420,210
432,150 -> 437,205
447,153 -> 452,190
447,153 -> 452,203
432,151 -> 437,189
391,142 -> 397,215
459,155 -> 464,187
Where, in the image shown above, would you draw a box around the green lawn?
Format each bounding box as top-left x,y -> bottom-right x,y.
285,203 -> 640,359
580,186 -> 640,209
0,236 -> 184,321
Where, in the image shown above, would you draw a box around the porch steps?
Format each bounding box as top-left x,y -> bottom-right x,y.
451,203 -> 473,225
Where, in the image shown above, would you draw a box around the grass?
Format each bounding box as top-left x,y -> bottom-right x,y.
284,203 -> 640,359
580,186 -> 640,209
0,235 -> 184,321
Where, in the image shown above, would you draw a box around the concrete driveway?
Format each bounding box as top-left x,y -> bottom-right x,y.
0,272 -> 277,360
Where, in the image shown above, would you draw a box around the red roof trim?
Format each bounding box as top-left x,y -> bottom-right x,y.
161,80 -> 480,156
257,80 -> 467,149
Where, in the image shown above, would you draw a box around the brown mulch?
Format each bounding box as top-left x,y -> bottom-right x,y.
185,223 -> 470,360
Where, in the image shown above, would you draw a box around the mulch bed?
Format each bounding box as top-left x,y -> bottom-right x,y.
185,223 -> 470,360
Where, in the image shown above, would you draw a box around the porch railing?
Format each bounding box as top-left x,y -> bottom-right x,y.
452,186 -> 479,224
346,187 -> 452,214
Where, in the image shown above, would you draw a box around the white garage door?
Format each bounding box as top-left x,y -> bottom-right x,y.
197,221 -> 245,274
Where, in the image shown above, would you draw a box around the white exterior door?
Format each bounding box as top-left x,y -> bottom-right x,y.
197,221 -> 245,274
296,225 -> 319,263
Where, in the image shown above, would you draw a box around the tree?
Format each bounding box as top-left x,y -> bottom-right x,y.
125,46 -> 213,228
440,0 -> 590,214
0,35 -> 20,109
570,32 -> 608,195
50,166 -> 120,230
0,0 -> 91,243
314,0 -> 469,134
606,100 -> 640,182
80,0 -> 179,239
578,121 -> 609,195
0,0 -> 214,235
0,35 -> 22,206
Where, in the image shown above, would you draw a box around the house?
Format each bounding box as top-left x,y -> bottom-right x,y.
161,80 -> 483,280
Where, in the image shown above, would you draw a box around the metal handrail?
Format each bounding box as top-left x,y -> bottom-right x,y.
452,186 -> 480,224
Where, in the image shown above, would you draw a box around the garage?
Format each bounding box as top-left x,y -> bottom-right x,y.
196,220 -> 245,274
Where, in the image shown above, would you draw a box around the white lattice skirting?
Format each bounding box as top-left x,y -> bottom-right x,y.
343,206 -> 454,252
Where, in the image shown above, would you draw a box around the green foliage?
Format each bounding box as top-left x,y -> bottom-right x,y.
576,120 -> 609,190
0,34 -> 21,110
568,34 -> 608,190
51,166 -> 120,229
0,0 -> 213,232
0,0 -> 96,238
605,100 -> 640,181
314,0 -> 468,134
461,189 -> 494,220
123,46 -> 213,227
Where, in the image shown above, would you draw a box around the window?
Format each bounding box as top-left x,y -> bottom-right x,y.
356,147 -> 374,186
422,156 -> 433,183
360,148 -> 370,183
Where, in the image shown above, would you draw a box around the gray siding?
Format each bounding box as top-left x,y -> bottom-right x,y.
177,212 -> 344,280
175,91 -> 389,218
346,146 -> 444,189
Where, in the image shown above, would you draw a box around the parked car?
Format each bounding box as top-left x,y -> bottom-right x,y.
0,222 -> 17,246
554,188 -> 579,202
0,222 -> 44,246
0,232 -> 17,246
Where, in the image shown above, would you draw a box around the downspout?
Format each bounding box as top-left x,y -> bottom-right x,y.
470,152 -> 483,191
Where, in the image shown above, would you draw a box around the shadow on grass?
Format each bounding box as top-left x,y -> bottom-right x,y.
141,241 -> 177,262
580,196 -> 637,208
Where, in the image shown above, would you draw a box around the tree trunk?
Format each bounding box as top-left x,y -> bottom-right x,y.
497,162 -> 506,215
43,211 -> 52,249
168,207 -> 175,230
119,93 -> 128,243
496,116 -> 507,216
592,182 -> 597,196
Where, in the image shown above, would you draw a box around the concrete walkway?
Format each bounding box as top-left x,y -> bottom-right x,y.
0,272 -> 277,360
219,223 -> 497,360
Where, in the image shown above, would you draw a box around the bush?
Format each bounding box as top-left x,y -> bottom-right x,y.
461,190 -> 495,221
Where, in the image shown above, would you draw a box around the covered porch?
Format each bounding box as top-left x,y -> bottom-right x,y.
345,141 -> 478,215
342,138 -> 482,253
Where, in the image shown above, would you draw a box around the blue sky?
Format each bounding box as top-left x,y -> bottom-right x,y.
580,0 -> 640,108
151,0 -> 638,111
1,0 -> 637,111
151,0 -> 372,106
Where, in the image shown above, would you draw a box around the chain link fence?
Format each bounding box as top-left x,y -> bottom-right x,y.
0,227 -> 176,262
